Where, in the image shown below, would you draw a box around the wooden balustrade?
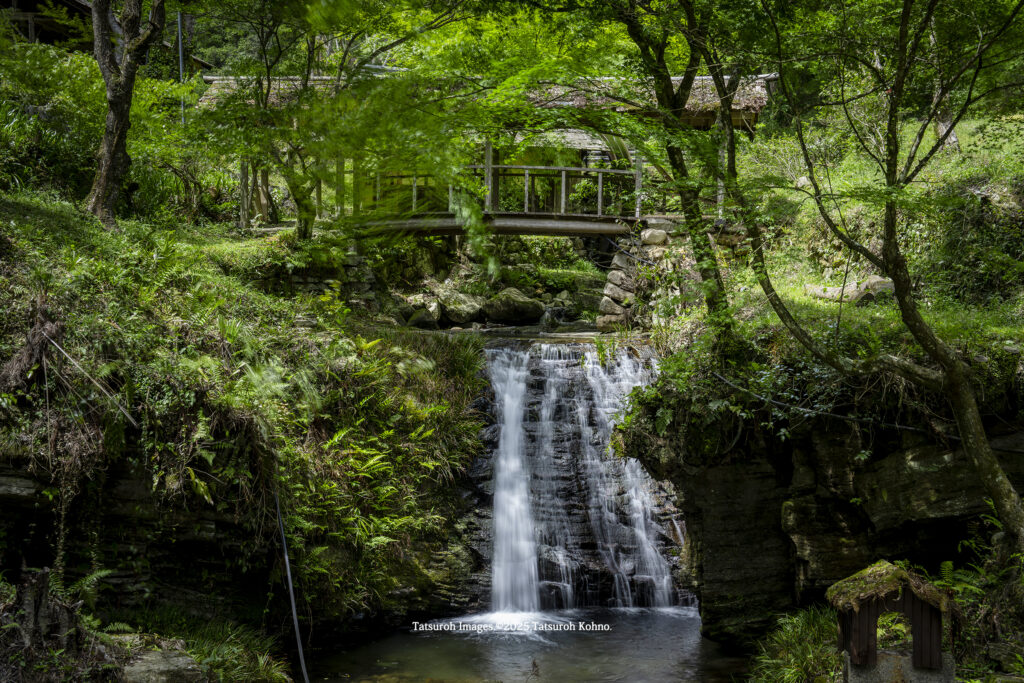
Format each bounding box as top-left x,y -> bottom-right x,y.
241,154 -> 651,227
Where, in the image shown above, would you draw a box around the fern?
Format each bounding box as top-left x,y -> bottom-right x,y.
65,568 -> 114,609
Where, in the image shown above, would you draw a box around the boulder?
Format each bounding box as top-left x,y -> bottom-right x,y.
124,650 -> 206,683
406,309 -> 440,330
804,274 -> 895,306
611,252 -> 633,269
439,291 -> 485,324
641,228 -> 668,245
482,287 -> 546,324
407,293 -> 441,318
0,475 -> 37,503
603,282 -> 633,304
599,296 -> 626,316
596,314 -> 627,332
606,270 -> 635,290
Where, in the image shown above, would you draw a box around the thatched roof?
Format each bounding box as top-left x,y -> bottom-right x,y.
826,560 -> 951,614
529,74 -> 777,114
199,76 -> 339,108
199,73 -> 776,146
534,129 -> 611,150
200,73 -> 777,114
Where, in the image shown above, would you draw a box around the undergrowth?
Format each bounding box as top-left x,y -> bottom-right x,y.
749,605 -> 842,682
109,606 -> 292,682
0,190 -> 486,642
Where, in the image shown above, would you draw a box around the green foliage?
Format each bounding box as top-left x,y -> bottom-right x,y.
750,605 -> 842,683
0,14 -> 222,221
912,179 -> 1024,304
0,191 -> 484,627
926,517 -> 1024,675
114,606 -> 291,683
0,575 -> 14,608
875,611 -> 911,650
0,23 -> 103,195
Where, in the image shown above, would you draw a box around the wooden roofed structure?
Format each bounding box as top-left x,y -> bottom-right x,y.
827,560 -> 956,673
199,72 -> 778,142
201,71 -> 776,233
528,74 -> 778,135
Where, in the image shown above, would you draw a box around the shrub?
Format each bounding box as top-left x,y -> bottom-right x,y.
750,605 -> 842,683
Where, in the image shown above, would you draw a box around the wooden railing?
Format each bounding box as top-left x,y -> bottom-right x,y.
467,163 -> 643,218
351,163 -> 643,219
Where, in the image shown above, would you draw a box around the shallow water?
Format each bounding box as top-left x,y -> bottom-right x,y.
314,607 -> 746,682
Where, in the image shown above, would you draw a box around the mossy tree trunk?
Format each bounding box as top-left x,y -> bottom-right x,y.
85,0 -> 166,227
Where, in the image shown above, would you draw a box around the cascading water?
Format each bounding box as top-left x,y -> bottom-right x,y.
485,343 -> 682,612
488,349 -> 539,612
320,343 -> 713,683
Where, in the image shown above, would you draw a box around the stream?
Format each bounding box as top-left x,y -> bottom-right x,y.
317,342 -> 741,681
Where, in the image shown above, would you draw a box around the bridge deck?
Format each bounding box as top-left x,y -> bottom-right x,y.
362,212 -> 646,237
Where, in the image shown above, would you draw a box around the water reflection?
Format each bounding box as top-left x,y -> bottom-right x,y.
315,607 -> 745,682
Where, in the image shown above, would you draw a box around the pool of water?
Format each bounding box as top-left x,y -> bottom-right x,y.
314,608 -> 747,682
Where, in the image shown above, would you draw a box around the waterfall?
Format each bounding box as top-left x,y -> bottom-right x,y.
488,348 -> 540,612
485,343 -> 679,612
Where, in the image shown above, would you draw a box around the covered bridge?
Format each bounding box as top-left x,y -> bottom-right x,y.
198,73 -> 777,235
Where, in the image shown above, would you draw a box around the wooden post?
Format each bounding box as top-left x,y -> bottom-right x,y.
717,140 -> 726,219
412,175 -> 418,213
259,167 -> 271,221
448,184 -> 454,212
484,140 -> 493,212
597,171 -> 604,216
335,158 -> 345,217
634,154 -> 643,218
239,158 -> 249,228
492,147 -> 500,211
560,170 -> 567,214
523,169 -> 530,213
353,158 -> 363,217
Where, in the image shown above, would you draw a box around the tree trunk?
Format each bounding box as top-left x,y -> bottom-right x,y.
283,174 -> 316,240
883,198 -> 1024,549
296,205 -> 315,239
947,370 -> 1024,552
934,108 -> 960,151
261,168 -> 281,223
663,145 -> 732,335
86,0 -> 165,227
85,86 -> 134,226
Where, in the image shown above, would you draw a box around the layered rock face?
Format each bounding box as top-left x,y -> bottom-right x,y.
625,408 -> 1024,644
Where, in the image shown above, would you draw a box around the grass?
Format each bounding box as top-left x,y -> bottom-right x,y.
749,605 -> 842,682
108,606 -> 291,682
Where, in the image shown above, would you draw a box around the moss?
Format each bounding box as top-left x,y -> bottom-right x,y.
826,560 -> 950,614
